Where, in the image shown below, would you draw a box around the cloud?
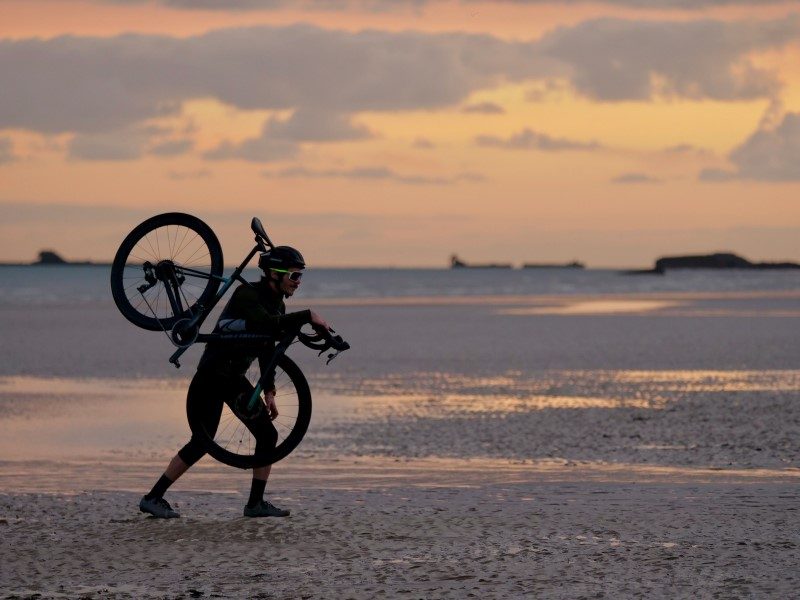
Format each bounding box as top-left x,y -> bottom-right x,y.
700,112 -> 800,182
611,172 -> 661,183
263,165 -> 485,185
94,0 -> 792,10
149,138 -> 193,156
68,129 -> 145,161
698,168 -> 736,181
205,110 -> 373,162
0,26 -> 553,136
476,128 -> 601,151
413,137 -> 435,149
145,0 -> 431,10
538,16 -> 799,101
663,143 -> 712,156
462,101 -> 506,114
262,109 -> 373,141
1,17 -> 796,151
0,137 -> 16,164
496,0 -> 790,6
168,168 -> 213,180
67,126 -> 194,161
205,136 -> 299,163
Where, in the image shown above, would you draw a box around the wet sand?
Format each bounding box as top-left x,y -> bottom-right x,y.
1,458 -> 799,599
1,368 -> 799,599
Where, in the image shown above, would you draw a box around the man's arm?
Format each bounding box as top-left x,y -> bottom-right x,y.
233,286 -> 312,335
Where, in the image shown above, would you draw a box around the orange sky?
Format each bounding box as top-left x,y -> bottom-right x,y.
1,0 -> 799,267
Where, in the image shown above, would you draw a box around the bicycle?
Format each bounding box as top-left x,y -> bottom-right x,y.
109,212 -> 349,469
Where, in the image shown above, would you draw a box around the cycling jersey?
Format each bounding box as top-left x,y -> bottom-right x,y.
196,278 -> 311,378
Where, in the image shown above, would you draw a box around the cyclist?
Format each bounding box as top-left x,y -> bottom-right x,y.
139,245 -> 330,518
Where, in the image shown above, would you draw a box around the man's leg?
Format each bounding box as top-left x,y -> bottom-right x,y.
237,388 -> 286,517
140,373 -> 221,518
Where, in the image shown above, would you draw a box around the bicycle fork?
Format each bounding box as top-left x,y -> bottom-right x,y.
246,333 -> 295,412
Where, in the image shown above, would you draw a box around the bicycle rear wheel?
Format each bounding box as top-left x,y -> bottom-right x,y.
110,213 -> 223,331
187,355 -> 313,469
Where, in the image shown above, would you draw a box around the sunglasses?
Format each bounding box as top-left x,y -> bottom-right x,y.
271,268 -> 303,282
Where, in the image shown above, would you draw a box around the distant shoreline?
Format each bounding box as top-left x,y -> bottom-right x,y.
0,261 -> 111,267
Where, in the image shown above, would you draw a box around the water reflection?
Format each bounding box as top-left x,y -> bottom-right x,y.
0,376 -> 187,460
498,300 -> 680,315
1,370 -> 798,469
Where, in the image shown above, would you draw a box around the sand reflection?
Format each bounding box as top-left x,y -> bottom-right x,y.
0,376 -> 187,460
498,300 -> 680,315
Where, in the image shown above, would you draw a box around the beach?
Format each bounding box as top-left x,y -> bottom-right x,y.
3,460 -> 798,599
1,268 -> 799,598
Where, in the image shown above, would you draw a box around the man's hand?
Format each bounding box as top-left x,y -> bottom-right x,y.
265,390 -> 279,420
309,309 -> 330,332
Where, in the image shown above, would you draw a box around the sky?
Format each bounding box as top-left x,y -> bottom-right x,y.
1,0 -> 799,267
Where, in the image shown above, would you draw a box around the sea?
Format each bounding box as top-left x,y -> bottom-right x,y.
3,264 -> 800,307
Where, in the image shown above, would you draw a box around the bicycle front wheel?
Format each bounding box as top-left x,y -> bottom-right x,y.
187,355 -> 313,469
110,213 -> 224,331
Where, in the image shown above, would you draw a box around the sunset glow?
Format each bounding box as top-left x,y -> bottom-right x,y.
1,0 -> 798,267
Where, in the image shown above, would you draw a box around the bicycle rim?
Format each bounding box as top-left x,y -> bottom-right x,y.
110,213 -> 223,331
189,355 -> 312,469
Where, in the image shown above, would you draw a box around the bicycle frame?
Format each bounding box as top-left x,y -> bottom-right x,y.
164,229 -> 293,413
167,232 -> 269,368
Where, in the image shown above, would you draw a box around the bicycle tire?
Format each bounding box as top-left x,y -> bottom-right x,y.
110,213 -> 224,331
187,354 -> 313,469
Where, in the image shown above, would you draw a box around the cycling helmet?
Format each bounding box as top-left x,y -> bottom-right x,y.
258,245 -> 306,272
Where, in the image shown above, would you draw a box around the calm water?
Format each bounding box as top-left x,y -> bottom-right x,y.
1,265 -> 800,307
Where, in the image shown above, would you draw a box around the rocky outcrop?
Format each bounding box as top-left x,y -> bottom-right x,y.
655,252 -> 799,273
35,250 -> 68,265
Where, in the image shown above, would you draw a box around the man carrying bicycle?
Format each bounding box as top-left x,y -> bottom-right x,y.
139,245 -> 330,518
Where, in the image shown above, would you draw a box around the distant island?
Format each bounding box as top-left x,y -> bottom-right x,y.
628,252 -> 800,275
523,261 -> 584,270
0,250 -> 108,267
450,254 -> 512,269
450,254 -> 584,270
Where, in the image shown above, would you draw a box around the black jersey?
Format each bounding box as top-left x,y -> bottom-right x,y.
196,278 -> 311,378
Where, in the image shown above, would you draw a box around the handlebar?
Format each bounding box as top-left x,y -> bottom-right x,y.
168,324 -> 349,368
297,326 -> 350,364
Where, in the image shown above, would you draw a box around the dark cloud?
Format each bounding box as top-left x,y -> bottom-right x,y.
263,165 -> 485,185
700,112 -> 800,182
0,137 -> 16,164
262,109 -> 373,141
0,26 -> 551,134
1,17 -> 796,149
611,172 -> 661,183
462,101 -> 506,114
476,128 -> 601,151
538,17 -> 799,101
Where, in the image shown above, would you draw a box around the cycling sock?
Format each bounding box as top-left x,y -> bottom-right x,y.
145,474 -> 174,500
247,478 -> 267,508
